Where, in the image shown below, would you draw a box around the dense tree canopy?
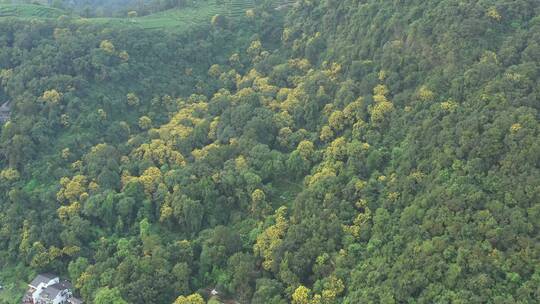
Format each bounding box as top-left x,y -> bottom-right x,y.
0,0 -> 539,303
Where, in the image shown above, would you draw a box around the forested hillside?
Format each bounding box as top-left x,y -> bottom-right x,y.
0,0 -> 539,303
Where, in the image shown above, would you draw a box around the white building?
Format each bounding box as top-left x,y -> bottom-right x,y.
0,102 -> 11,123
36,281 -> 73,304
27,274 -> 83,304
29,274 -> 59,303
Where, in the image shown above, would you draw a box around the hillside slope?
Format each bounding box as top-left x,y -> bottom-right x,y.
0,0 -> 539,303
0,0 -> 267,30
0,4 -> 66,18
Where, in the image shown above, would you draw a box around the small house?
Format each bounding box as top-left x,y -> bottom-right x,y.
29,274 -> 59,296
26,274 -> 83,304
36,280 -> 72,304
0,101 -> 10,123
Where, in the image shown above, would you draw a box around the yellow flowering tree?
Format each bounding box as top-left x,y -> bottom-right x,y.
254,206 -> 289,272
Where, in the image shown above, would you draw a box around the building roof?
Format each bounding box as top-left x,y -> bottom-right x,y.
40,287 -> 62,300
29,274 -> 57,288
0,102 -> 10,111
0,102 -> 11,122
53,280 -> 73,291
40,280 -> 71,300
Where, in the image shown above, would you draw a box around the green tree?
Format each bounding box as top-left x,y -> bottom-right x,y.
94,287 -> 128,304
